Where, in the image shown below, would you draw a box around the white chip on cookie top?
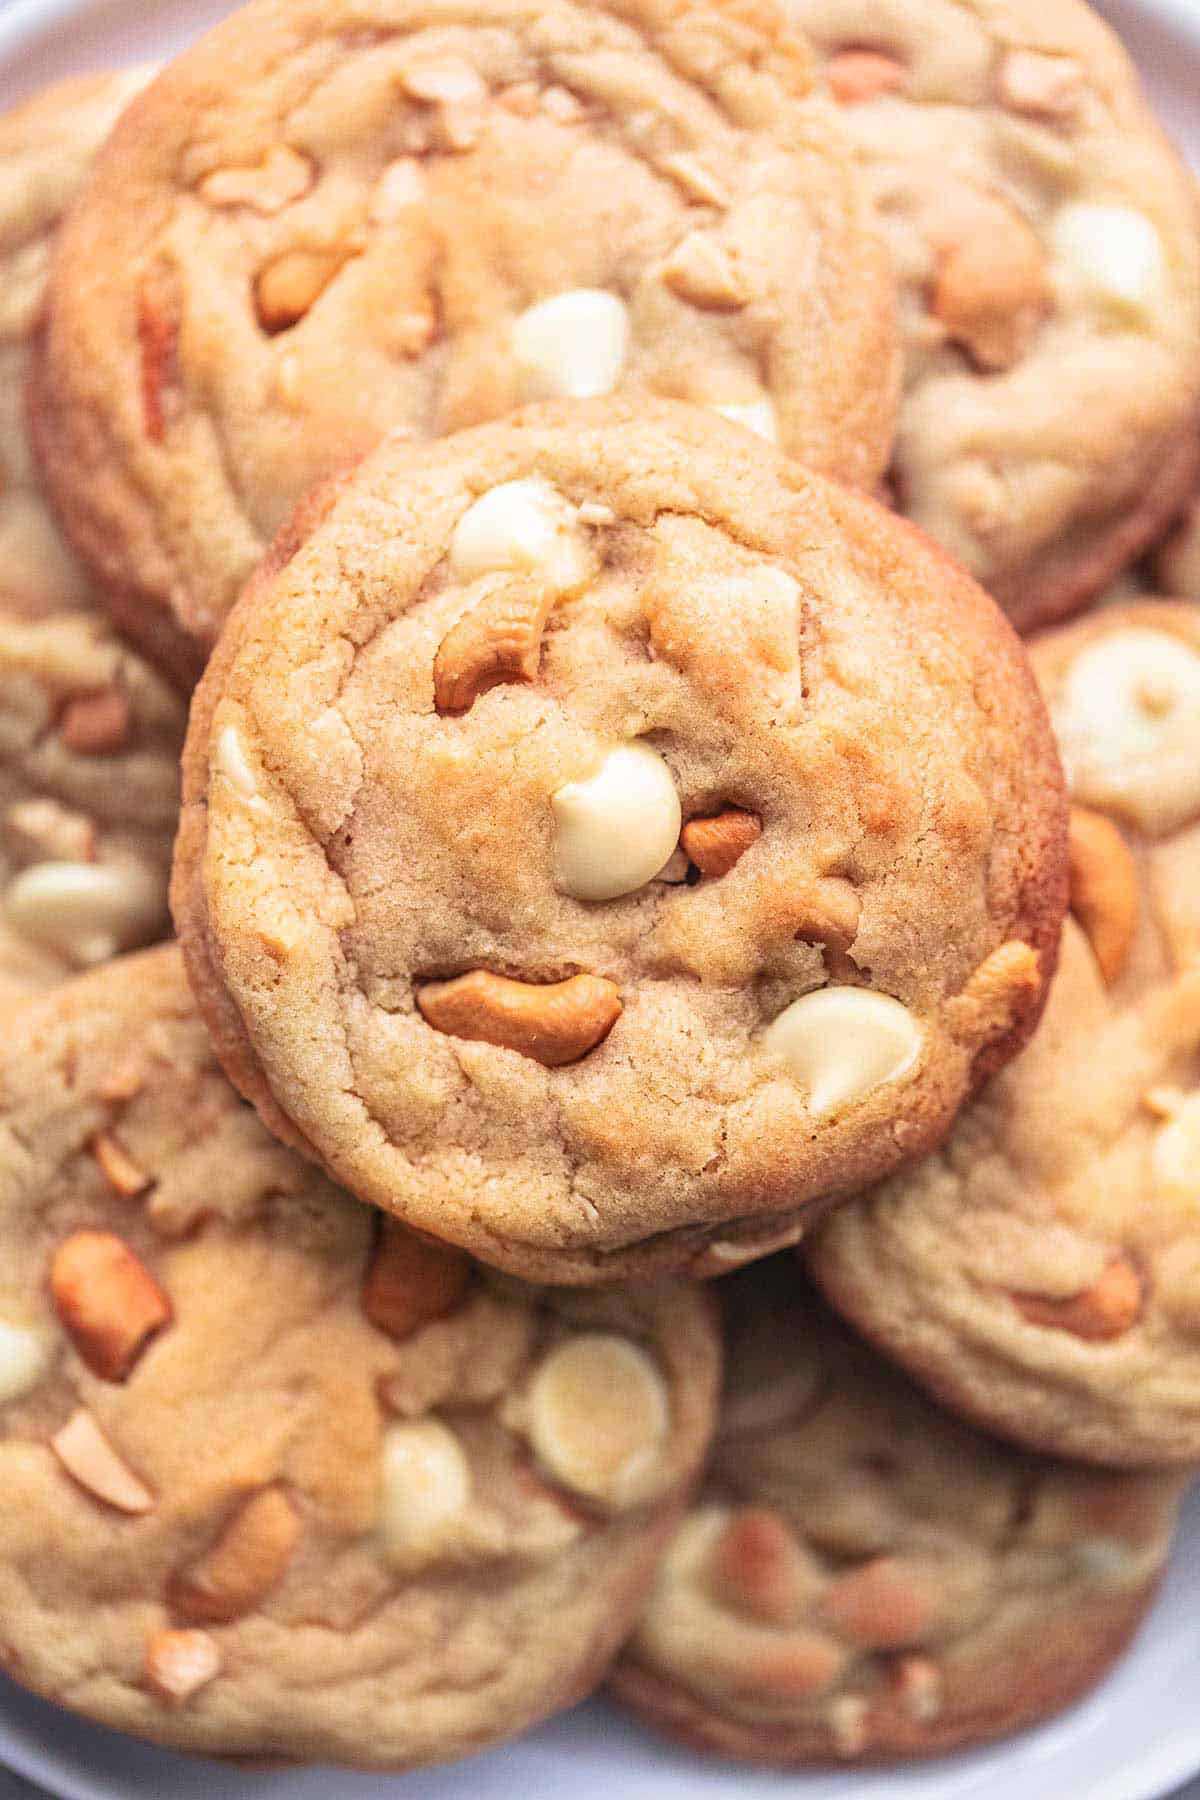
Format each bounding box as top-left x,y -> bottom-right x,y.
551,743 -> 682,902
1053,629 -> 1200,836
710,399 -> 779,443
527,1334 -> 669,1507
1051,204 -> 1168,324
512,290 -> 631,401
764,988 -> 923,1115
0,1322 -> 49,1404
448,479 -> 592,593
379,1418 -> 472,1569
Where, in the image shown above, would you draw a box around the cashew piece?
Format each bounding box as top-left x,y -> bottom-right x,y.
1068,806 -> 1139,986
433,574 -> 555,715
417,970 -> 621,1066
681,809 -> 762,878
1012,1257 -> 1142,1340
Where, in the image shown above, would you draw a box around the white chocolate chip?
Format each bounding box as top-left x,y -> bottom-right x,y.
1152,1091 -> 1200,1210
763,987 -> 923,1115
710,400 -> 778,443
449,479 -> 592,594
3,861 -> 165,966
512,290 -> 630,401
379,1419 -> 471,1570
370,158 -> 426,223
0,1322 -> 49,1404
215,724 -> 259,796
527,1333 -> 670,1506
552,742 -> 682,902
1051,204 -> 1167,323
1053,629 -> 1200,836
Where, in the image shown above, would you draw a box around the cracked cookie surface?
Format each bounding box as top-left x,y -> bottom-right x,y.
610,1264 -> 1184,1763
173,398 -> 1067,1284
811,602 -> 1200,1466
32,0 -> 898,657
0,945 -> 719,1765
790,0 -> 1200,632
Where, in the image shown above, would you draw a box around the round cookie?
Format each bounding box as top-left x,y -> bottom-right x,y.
811,601 -> 1200,1466
32,0 -> 899,658
0,945 -> 719,1766
173,398 -> 1068,1284
0,71 -> 151,623
0,608 -> 184,1006
789,0 -> 1200,633
611,1265 -> 1184,1764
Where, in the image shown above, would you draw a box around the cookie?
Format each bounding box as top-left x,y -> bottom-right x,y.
811,601 -> 1200,1466
610,1265 -> 1184,1764
789,0 -> 1200,632
0,945 -> 719,1766
0,608 -> 184,1006
32,0 -> 898,659
173,397 -> 1067,1284
0,71 -> 151,622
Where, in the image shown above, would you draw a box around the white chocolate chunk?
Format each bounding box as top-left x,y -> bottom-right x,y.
215,724 -> 259,796
512,289 -> 630,401
1051,204 -> 1167,322
1053,629 -> 1200,836
3,861 -> 165,966
0,1322 -> 49,1404
1071,1537 -> 1156,1588
552,742 -> 682,902
527,1333 -> 669,1506
449,479 -> 591,594
763,987 -> 922,1115
1152,1091 -> 1200,1210
379,1419 -> 471,1569
710,400 -> 779,444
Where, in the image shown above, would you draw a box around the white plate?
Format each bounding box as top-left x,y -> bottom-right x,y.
0,1 -> 1198,1795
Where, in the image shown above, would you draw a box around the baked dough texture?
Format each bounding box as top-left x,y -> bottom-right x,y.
174,398 -> 1067,1283
0,946 -> 719,1765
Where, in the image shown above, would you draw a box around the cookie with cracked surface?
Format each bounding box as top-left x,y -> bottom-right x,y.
0,608 -> 184,1007
31,0 -> 898,660
610,1266 -> 1184,1764
789,0 -> 1200,633
0,944 -> 719,1765
811,601 -> 1200,1466
173,397 -> 1067,1284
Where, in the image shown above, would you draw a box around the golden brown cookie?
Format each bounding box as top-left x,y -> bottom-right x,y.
611,1265 -> 1185,1764
790,0 -> 1200,632
32,0 -> 898,659
811,602 -> 1200,1466
173,397 -> 1067,1283
0,945 -> 719,1765
1153,488 -> 1200,599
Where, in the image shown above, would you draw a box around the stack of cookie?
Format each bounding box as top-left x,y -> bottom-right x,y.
0,0 -> 1197,1774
